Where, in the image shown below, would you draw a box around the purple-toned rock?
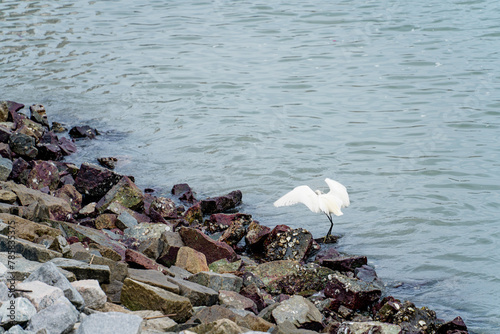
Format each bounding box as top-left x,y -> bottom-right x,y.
245,221 -> 271,249
171,183 -> 197,203
317,251 -> 367,273
54,184 -> 82,213
205,213 -> 252,233
2,100 -> 24,115
96,176 -> 144,213
0,125 -> 13,143
0,143 -> 12,159
9,157 -> 30,183
58,137 -> 77,156
199,190 -> 242,215
264,226 -> 313,262
29,104 -> 49,127
8,132 -> 38,159
125,249 -> 171,275
26,160 -> 60,191
324,272 -> 382,311
74,162 -> 122,200
239,284 -> 269,312
219,217 -> 249,248
437,316 -> 468,334
179,227 -> 239,264
37,143 -> 63,160
69,125 -> 99,139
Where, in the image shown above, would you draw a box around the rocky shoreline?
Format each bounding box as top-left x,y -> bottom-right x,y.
0,100 -> 469,334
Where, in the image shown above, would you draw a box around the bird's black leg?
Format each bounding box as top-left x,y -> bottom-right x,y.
323,213 -> 334,243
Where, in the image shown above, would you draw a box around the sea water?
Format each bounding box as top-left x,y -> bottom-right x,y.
1,1 -> 499,332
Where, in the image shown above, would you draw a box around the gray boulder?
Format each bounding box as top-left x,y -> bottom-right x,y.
24,262 -> 85,310
187,271 -> 243,292
272,295 -> 323,327
0,297 -> 37,327
26,300 -> 79,334
76,311 -> 143,334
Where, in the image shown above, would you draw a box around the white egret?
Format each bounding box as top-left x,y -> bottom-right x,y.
273,178 -> 350,241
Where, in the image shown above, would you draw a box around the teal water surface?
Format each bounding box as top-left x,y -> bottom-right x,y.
1,1 -> 500,332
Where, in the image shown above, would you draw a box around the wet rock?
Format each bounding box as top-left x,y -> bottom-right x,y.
74,162 -> 122,201
390,300 -> 440,334
187,271 -> 243,292
94,213 -> 118,230
316,250 -> 367,273
179,227 -> 239,264
0,157 -> 13,181
219,290 -> 258,314
49,257 -> 110,284
16,281 -> 64,311
324,272 -> 382,311
172,183 -> 197,203
175,246 -> 209,274
58,136 -> 77,156
0,213 -> 61,242
355,265 -> 384,289
166,276 -> 219,307
245,221 -> 271,250
75,311 -> 143,334
23,261 -> 85,310
96,176 -> 144,213
69,125 -> 99,139
26,300 -> 79,334
264,226 -> 313,262
184,202 -> 203,224
71,279 -> 107,309
0,101 -> 12,122
54,184 -> 82,213
0,234 -> 61,263
337,321 -> 402,334
26,160 -> 60,191
0,297 -> 37,328
437,316 -> 468,334
157,231 -> 184,267
205,213 -> 251,234
51,122 -> 67,133
8,132 -> 38,159
219,217 -> 250,248
127,268 -> 179,294
120,278 -> 193,323
29,104 -> 49,127
97,156 -> 118,169
150,196 -> 177,218
199,190 -> 242,215
272,295 -> 323,328
125,248 -> 171,275
1,181 -> 72,220
37,142 -> 63,161
18,118 -> 45,141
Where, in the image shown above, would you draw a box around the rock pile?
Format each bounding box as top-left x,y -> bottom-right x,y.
0,100 -> 469,334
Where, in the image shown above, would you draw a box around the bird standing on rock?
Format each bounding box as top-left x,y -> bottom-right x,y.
273,178 -> 350,242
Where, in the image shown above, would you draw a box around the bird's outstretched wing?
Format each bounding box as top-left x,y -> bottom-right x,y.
324,178 -> 350,207
273,185 -> 321,213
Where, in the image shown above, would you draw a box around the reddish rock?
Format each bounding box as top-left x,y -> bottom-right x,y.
245,221 -> 271,249
437,316 -> 468,334
69,125 -> 99,139
324,273 -> 382,311
54,184 -> 83,213
0,125 -> 13,143
95,213 -> 118,230
37,143 -> 62,161
95,176 -> 144,213
4,100 -> 25,114
171,183 -> 197,203
9,157 -> 30,183
150,196 -> 177,218
239,284 -> 269,312
26,161 -> 60,191
179,227 -> 239,264
199,190 -> 242,215
74,162 -> 122,201
58,137 -> 77,156
316,249 -> 367,273
125,249 -> 171,275
205,213 -> 252,234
